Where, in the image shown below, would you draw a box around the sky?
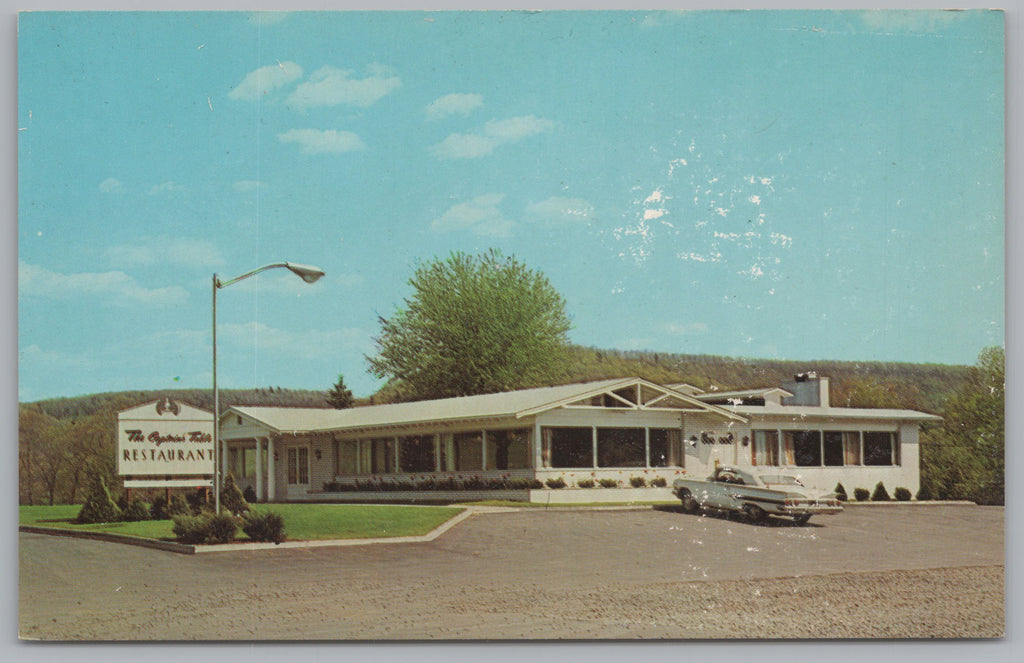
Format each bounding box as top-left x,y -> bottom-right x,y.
16,9 -> 1005,402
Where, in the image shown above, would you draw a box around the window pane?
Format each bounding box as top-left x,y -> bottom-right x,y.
753,430 -> 779,466
863,432 -> 895,466
399,435 -> 436,473
453,432 -> 483,471
337,441 -> 357,474
823,432 -> 844,466
298,448 -> 309,484
287,448 -> 297,484
844,432 -> 861,465
486,429 -> 531,470
546,427 -> 593,468
787,431 -> 821,467
597,428 -> 645,467
649,429 -> 670,467
370,438 -> 394,474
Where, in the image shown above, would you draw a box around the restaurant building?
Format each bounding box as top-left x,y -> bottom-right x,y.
218,375 -> 939,503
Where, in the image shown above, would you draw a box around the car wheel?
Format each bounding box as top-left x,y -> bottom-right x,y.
793,514 -> 811,526
680,493 -> 699,514
742,504 -> 766,524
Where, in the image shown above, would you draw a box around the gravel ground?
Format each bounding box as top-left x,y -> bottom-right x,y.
19,505 -> 1005,640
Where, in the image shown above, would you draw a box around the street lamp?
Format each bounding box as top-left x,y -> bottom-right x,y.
212,262 -> 325,513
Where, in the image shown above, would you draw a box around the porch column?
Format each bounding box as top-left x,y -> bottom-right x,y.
533,421 -> 543,469
434,434 -> 442,472
592,426 -> 598,469
644,428 -> 651,468
255,437 -> 264,502
481,430 -> 488,470
267,436 -> 276,501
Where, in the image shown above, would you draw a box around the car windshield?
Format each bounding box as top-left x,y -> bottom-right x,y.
759,474 -> 804,487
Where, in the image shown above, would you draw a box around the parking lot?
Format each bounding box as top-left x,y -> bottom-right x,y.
19,504 -> 1004,640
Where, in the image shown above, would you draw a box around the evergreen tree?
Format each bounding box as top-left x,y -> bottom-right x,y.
220,474 -> 250,516
76,472 -> 121,524
326,374 -> 355,409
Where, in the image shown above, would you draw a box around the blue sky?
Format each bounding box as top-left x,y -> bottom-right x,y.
17,10 -> 1004,402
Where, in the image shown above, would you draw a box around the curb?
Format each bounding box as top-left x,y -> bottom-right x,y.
18,525 -> 196,554
19,507 -> 479,555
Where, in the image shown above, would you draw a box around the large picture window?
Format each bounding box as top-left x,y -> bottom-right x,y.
597,428 -> 645,468
545,427 -> 593,468
752,430 -> 779,466
486,429 -> 531,470
649,429 -> 682,467
863,432 -> 896,466
452,432 -> 483,471
399,435 -> 436,473
786,430 -> 822,467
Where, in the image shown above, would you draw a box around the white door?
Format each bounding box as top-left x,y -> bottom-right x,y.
286,446 -> 310,498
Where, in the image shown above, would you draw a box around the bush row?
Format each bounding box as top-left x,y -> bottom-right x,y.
171,510 -> 286,545
75,474 -> 255,524
835,482 -> 915,502
323,475 -> 671,492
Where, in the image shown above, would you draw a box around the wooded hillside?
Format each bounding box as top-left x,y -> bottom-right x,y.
19,346 -> 981,506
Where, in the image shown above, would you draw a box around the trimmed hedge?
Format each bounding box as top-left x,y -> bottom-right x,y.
853,487 -> 870,502
894,487 -> 912,502
242,511 -> 287,544
871,482 -> 891,502
834,482 -> 848,502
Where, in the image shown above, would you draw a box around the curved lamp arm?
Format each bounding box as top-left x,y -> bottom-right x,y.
217,261 -> 325,289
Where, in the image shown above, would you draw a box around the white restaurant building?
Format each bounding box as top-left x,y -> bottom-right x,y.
218,374 -> 940,503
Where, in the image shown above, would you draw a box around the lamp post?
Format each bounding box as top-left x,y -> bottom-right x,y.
212,262 -> 325,513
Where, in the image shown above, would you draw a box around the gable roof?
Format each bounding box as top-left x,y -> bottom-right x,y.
694,387 -> 794,401
225,377 -> 746,437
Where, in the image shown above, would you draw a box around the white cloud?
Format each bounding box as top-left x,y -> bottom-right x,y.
286,65 -> 401,109
99,178 -> 123,193
18,261 -> 189,306
233,180 -> 263,192
149,181 -> 184,195
432,194 -> 514,237
661,322 -> 709,336
278,129 -> 366,154
525,197 -> 595,226
19,344 -> 97,368
218,321 -> 367,360
643,209 -> 667,220
425,93 -> 484,120
105,236 -> 225,269
229,61 -> 303,101
431,115 -> 556,159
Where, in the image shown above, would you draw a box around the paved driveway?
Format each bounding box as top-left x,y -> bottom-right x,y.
19,504 -> 1004,639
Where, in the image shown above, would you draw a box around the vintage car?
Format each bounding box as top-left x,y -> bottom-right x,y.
672,466 -> 843,525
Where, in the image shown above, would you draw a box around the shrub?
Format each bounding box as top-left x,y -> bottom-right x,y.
871,482 -> 891,502
185,488 -> 211,515
598,478 -> 619,488
242,511 -> 287,544
150,496 -> 169,520
853,487 -> 870,502
834,483 -> 848,502
172,514 -> 212,545
650,477 -> 667,488
220,474 -> 250,516
122,499 -> 151,522
577,478 -> 595,489
629,476 -> 647,488
168,495 -> 191,517
508,478 -> 537,490
206,512 -> 239,544
462,476 -> 486,491
545,477 -> 566,489
243,485 -> 258,503
894,487 -> 912,502
76,474 -> 122,524
916,484 -> 934,501
528,479 -> 544,490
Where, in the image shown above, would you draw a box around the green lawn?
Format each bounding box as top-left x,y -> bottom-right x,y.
19,503 -> 464,543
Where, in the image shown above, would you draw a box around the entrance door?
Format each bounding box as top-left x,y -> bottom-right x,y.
286,446 -> 310,498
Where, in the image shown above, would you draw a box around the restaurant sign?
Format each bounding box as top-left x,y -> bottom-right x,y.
117,399 -> 214,478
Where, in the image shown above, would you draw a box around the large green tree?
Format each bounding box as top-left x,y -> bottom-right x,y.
920,346 -> 1004,505
368,250 -> 572,401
